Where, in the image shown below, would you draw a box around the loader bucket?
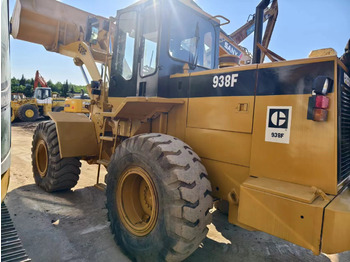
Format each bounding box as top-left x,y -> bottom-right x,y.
11,0 -> 112,62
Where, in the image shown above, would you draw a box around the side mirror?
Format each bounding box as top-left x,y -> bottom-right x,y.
86,17 -> 99,45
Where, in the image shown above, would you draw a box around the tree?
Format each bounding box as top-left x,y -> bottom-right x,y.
11,77 -> 19,88
23,85 -> 34,97
61,80 -> 69,97
19,74 -> 26,86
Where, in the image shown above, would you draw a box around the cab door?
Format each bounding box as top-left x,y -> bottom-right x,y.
109,11 -> 139,97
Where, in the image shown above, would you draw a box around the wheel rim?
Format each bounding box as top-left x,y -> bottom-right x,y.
25,109 -> 34,118
36,140 -> 48,177
116,166 -> 158,236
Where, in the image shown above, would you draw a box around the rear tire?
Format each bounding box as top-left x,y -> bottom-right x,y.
31,120 -> 81,192
18,104 -> 39,122
106,133 -> 213,261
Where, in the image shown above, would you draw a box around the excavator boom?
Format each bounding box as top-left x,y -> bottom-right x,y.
229,0 -> 278,45
33,70 -> 47,89
218,0 -> 278,65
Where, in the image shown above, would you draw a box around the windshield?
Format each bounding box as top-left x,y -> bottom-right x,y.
34,88 -> 51,99
169,9 -> 215,69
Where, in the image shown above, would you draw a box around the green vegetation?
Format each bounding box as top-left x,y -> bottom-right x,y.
11,75 -> 87,98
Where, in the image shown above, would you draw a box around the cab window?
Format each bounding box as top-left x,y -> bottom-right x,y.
140,6 -> 159,77
169,9 -> 215,69
115,12 -> 137,80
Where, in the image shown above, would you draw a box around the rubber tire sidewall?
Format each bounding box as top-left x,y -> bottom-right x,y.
107,151 -> 176,261
18,104 -> 39,122
32,124 -> 52,187
31,121 -> 81,192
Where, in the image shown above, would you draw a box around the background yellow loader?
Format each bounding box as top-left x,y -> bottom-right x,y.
11,70 -> 65,122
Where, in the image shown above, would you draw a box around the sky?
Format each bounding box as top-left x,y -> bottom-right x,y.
8,0 -> 350,85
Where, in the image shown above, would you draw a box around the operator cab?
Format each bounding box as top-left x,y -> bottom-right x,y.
109,0 -> 220,98
34,87 -> 52,104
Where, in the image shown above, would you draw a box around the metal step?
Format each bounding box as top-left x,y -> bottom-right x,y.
1,203 -> 31,262
100,136 -> 114,141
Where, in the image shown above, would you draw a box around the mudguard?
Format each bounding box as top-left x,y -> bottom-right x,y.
48,112 -> 99,158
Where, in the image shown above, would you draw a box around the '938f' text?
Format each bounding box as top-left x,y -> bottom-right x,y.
213,74 -> 239,88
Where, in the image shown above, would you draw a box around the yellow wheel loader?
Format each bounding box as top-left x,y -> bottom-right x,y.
11,0 -> 350,260
64,90 -> 90,114
11,88 -> 65,121
11,70 -> 66,122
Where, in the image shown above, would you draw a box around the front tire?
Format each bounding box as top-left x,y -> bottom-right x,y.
31,121 -> 81,192
18,104 -> 39,122
106,134 -> 213,261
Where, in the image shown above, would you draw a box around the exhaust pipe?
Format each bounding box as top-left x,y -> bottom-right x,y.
252,0 -> 270,64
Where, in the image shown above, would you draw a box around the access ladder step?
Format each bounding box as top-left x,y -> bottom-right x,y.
100,136 -> 114,142
97,159 -> 110,166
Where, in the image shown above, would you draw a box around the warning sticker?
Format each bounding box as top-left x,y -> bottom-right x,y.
265,106 -> 292,144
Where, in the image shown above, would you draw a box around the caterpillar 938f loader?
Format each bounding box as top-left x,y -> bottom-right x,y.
11,0 -> 350,260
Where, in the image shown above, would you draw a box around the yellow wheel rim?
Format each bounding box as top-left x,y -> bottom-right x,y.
36,140 -> 48,177
116,166 -> 158,236
25,109 -> 34,118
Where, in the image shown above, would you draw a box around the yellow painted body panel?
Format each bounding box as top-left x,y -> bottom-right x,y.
186,127 -> 251,167
322,187 -> 350,254
188,96 -> 254,133
52,99 -> 65,108
167,98 -> 188,141
250,93 -> 337,194
64,98 -> 90,113
201,158 -> 249,200
106,97 -> 185,120
238,177 -> 329,255
242,176 -> 325,203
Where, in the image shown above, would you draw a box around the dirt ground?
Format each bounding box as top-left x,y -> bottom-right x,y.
4,119 -> 350,262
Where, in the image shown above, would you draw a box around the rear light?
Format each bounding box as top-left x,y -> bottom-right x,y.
315,95 -> 329,109
307,95 -> 329,121
313,108 -> 328,122
307,76 -> 333,122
